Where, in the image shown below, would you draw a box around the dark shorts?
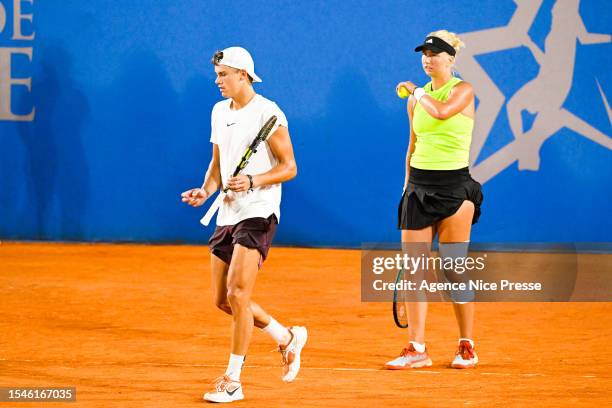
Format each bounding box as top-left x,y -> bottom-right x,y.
208,214 -> 278,266
398,167 -> 483,230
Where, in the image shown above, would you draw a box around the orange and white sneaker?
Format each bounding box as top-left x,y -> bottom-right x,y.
203,375 -> 244,403
279,326 -> 308,382
451,340 -> 478,369
384,343 -> 432,369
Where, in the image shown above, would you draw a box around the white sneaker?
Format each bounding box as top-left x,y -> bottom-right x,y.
450,340 -> 479,369
279,326 -> 308,382
203,375 -> 244,403
384,344 -> 433,369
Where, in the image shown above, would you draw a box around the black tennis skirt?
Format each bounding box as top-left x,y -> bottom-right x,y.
398,166 -> 483,230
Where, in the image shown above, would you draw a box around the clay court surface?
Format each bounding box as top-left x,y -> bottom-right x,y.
1,242 -> 610,407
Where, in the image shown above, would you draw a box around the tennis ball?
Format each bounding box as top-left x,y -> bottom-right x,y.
397,86 -> 410,99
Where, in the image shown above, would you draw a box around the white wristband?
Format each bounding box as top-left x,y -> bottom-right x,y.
412,87 -> 426,102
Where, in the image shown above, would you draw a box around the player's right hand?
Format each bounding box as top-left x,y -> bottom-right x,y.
396,81 -> 417,95
181,188 -> 208,207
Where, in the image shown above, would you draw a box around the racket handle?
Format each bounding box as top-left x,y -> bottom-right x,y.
200,193 -> 224,226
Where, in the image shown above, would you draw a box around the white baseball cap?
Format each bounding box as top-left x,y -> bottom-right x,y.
214,46 -> 262,83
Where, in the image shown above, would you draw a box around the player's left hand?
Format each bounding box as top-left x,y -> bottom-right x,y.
227,175 -> 252,192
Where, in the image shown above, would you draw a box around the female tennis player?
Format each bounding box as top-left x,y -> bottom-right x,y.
181,47 -> 307,403
385,30 -> 483,370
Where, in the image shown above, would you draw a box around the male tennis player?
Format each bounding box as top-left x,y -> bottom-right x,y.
181,46 -> 306,403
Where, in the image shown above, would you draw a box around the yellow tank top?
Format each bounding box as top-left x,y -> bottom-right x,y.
410,77 -> 473,170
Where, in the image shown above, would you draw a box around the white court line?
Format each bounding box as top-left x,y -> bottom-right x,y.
141,363 -> 442,374
4,360 -> 602,379
141,363 -> 442,373
307,367 -> 380,372
140,363 -> 387,372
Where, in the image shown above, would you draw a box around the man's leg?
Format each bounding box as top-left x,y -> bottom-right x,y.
211,253 -> 284,331
225,244 -> 305,383
203,245 -> 259,403
226,244 -> 261,356
210,242 -> 302,380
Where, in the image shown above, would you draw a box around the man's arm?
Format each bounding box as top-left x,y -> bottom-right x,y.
181,144 -> 221,207
226,126 -> 297,192
202,144 -> 222,195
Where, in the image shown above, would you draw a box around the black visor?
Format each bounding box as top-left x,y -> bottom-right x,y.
414,36 -> 456,56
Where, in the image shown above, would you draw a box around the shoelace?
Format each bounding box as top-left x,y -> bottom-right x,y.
399,347 -> 418,357
457,343 -> 474,360
279,347 -> 288,364
212,375 -> 239,392
278,330 -> 295,364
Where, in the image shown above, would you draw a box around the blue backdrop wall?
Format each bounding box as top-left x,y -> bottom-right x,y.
0,0 -> 610,246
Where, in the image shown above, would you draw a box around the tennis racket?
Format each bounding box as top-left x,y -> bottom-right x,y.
392,268 -> 409,328
200,115 -> 278,226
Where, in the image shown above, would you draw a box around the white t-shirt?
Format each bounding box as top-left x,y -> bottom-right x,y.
210,94 -> 288,226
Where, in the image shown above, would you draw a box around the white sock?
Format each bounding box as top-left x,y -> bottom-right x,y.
409,341 -> 426,353
459,338 -> 475,348
262,317 -> 291,345
225,354 -> 245,381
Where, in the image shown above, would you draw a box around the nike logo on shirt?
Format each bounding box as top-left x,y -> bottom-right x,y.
226,122 -> 237,127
